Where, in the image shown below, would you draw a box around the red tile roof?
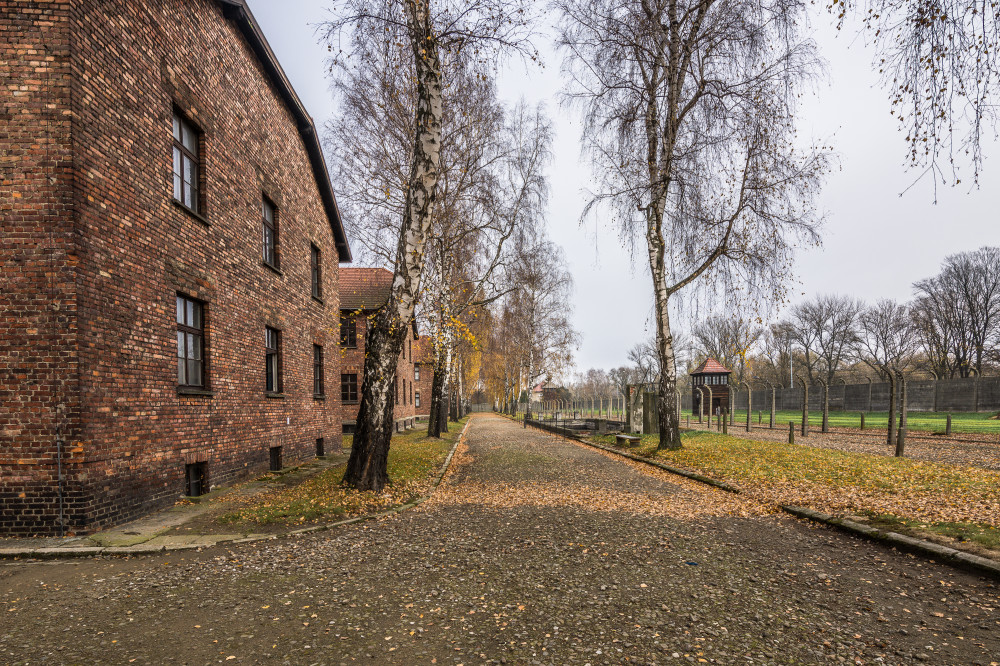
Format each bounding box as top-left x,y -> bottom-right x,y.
690,358 -> 731,375
339,267 -> 393,310
414,336 -> 434,364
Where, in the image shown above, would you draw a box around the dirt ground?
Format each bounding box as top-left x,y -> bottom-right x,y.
0,414 -> 997,665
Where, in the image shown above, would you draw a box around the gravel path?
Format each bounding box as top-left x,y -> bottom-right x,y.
1,414 -> 997,665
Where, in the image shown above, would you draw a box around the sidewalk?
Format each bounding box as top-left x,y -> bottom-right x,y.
0,450 -> 350,559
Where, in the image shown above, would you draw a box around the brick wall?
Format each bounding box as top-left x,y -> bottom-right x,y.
413,337 -> 434,420
0,0 -> 344,535
0,1 -> 80,534
338,311 -> 416,433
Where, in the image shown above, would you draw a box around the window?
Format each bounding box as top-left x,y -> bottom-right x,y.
311,244 -> 322,300
414,364 -> 420,381
269,446 -> 282,472
262,197 -> 278,268
265,327 -> 281,393
185,462 -> 207,497
313,344 -> 324,396
176,294 -> 205,388
172,111 -> 200,213
415,391 -> 421,408
341,373 -> 358,403
410,381 -> 413,405
316,437 -> 325,457
340,313 -> 357,348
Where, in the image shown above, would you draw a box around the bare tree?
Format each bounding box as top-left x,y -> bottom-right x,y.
626,338 -> 661,387
913,247 -> 1000,377
855,299 -> 916,380
838,1 -> 1000,187
785,295 -> 862,384
556,0 -> 829,450
479,233 -> 579,414
692,314 -> 763,386
322,0 -> 538,491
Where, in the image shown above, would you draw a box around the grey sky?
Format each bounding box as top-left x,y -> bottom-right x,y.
246,1 -> 1000,375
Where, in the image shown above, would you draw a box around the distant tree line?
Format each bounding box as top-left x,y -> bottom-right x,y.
569,246 -> 1000,401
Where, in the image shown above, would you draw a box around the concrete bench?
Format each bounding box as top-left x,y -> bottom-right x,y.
616,434 -> 640,447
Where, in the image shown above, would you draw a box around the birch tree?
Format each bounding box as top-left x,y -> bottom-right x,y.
423,103 -> 553,437
322,0 -> 538,491
556,0 -> 830,449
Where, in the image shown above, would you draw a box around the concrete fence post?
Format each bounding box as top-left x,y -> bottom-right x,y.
819,378 -> 830,434
860,412 -> 866,431
722,409 -> 728,435
946,413 -> 952,436
798,375 -> 809,437
788,421 -> 795,445
896,370 -> 908,457
742,381 -> 752,433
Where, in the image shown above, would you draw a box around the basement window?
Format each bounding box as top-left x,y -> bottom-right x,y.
185,462 -> 207,497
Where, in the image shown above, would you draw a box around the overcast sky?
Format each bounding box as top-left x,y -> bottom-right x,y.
247,1 -> 1000,375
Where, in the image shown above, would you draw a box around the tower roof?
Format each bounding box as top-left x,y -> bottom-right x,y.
690,358 -> 731,375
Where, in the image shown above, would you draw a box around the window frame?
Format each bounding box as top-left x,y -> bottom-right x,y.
265,326 -> 282,394
313,344 -> 325,397
341,373 -> 359,404
414,364 -> 420,381
310,243 -> 323,301
176,294 -> 206,389
340,313 -> 357,348
172,110 -> 201,215
262,196 -> 279,270
414,391 -> 421,408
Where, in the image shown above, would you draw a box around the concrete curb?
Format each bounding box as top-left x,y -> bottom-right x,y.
0,420 -> 473,561
781,505 -> 1000,580
530,423 -> 1000,582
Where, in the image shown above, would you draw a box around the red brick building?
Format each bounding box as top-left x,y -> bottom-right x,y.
339,268 -> 418,434
413,337 -> 435,422
0,0 -> 351,535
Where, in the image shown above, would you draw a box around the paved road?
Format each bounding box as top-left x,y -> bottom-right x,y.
1,414 -> 997,665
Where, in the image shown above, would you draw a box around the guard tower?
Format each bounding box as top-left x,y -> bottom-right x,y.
690,358 -> 732,416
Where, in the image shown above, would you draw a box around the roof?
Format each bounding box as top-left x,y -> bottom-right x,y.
339,267 -> 393,310
216,0 -> 352,262
690,358 -> 731,375
414,337 -> 434,364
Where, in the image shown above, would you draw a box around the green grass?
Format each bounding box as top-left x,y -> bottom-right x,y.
680,409 -> 1000,434
218,419 -> 466,526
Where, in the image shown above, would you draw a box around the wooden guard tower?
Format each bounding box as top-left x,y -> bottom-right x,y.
690,358 -> 732,416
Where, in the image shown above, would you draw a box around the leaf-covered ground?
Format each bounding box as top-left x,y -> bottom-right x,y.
216,419 -> 465,526
3,414 -> 996,665
595,429 -> 1000,553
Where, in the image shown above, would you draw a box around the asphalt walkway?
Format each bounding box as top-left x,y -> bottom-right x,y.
0,414 -> 997,665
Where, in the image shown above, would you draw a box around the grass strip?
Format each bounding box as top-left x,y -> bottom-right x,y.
218,419 -> 467,526
592,430 -> 1000,552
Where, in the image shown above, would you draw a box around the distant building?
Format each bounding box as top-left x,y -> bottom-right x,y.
338,268 -> 418,434
690,358 -> 732,416
412,337 -> 435,422
541,383 -> 569,403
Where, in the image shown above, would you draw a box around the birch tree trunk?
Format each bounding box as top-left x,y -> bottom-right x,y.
343,0 -> 442,492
